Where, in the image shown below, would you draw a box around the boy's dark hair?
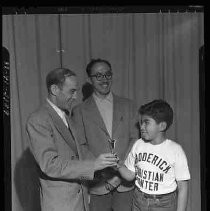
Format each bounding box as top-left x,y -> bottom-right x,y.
86,58 -> 112,77
46,67 -> 76,94
139,99 -> 173,131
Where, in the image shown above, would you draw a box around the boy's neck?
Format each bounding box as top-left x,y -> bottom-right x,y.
150,134 -> 166,145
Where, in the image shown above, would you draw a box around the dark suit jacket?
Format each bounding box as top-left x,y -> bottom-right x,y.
26,101 -> 95,211
72,94 -> 139,195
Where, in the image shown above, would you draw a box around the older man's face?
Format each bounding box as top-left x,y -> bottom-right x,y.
56,75 -> 78,111
89,62 -> 112,98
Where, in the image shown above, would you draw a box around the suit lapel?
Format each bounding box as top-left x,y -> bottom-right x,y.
85,96 -> 110,137
65,116 -> 77,141
65,116 -> 83,157
44,102 -> 78,153
112,95 -> 123,135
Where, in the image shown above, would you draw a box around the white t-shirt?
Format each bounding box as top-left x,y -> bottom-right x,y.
124,138 -> 190,195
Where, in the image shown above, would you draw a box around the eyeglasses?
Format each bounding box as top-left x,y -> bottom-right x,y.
90,72 -> 113,81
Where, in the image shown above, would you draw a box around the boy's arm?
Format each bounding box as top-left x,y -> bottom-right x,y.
105,161 -> 135,191
117,163 -> 135,181
176,180 -> 189,211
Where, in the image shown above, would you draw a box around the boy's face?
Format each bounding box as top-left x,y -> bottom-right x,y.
139,114 -> 162,142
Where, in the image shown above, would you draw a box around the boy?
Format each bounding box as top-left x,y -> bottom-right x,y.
117,99 -> 190,211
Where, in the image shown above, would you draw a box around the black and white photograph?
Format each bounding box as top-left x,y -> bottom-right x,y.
3,6 -> 205,211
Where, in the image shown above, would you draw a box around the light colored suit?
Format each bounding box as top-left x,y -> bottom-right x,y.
72,94 -> 139,195
26,101 -> 95,211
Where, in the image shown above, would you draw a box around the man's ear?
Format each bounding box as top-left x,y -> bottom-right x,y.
50,84 -> 59,96
159,122 -> 167,132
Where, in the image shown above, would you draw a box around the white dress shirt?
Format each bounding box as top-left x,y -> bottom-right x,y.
47,98 -> 68,128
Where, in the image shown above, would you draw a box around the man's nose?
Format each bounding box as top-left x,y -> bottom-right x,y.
72,91 -> 77,99
140,123 -> 144,130
101,75 -> 109,81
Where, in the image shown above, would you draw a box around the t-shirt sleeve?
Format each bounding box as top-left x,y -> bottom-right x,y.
174,145 -> 191,181
124,143 -> 136,173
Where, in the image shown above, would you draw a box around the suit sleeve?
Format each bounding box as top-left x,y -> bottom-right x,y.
72,106 -> 96,160
26,114 -> 95,181
124,101 -> 139,161
129,101 -> 139,141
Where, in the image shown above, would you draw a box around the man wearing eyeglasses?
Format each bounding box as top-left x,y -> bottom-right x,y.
72,58 -> 139,211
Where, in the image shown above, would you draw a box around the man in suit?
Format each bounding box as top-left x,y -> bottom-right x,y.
72,59 -> 139,211
26,67 -> 119,211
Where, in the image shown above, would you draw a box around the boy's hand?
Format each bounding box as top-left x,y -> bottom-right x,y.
115,163 -> 123,170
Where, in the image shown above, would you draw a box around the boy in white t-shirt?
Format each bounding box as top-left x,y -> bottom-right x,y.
117,99 -> 190,211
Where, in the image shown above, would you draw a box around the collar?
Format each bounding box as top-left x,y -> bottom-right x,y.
93,92 -> 113,103
46,98 -> 66,119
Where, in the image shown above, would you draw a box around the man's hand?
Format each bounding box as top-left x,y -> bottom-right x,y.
94,153 -> 119,171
